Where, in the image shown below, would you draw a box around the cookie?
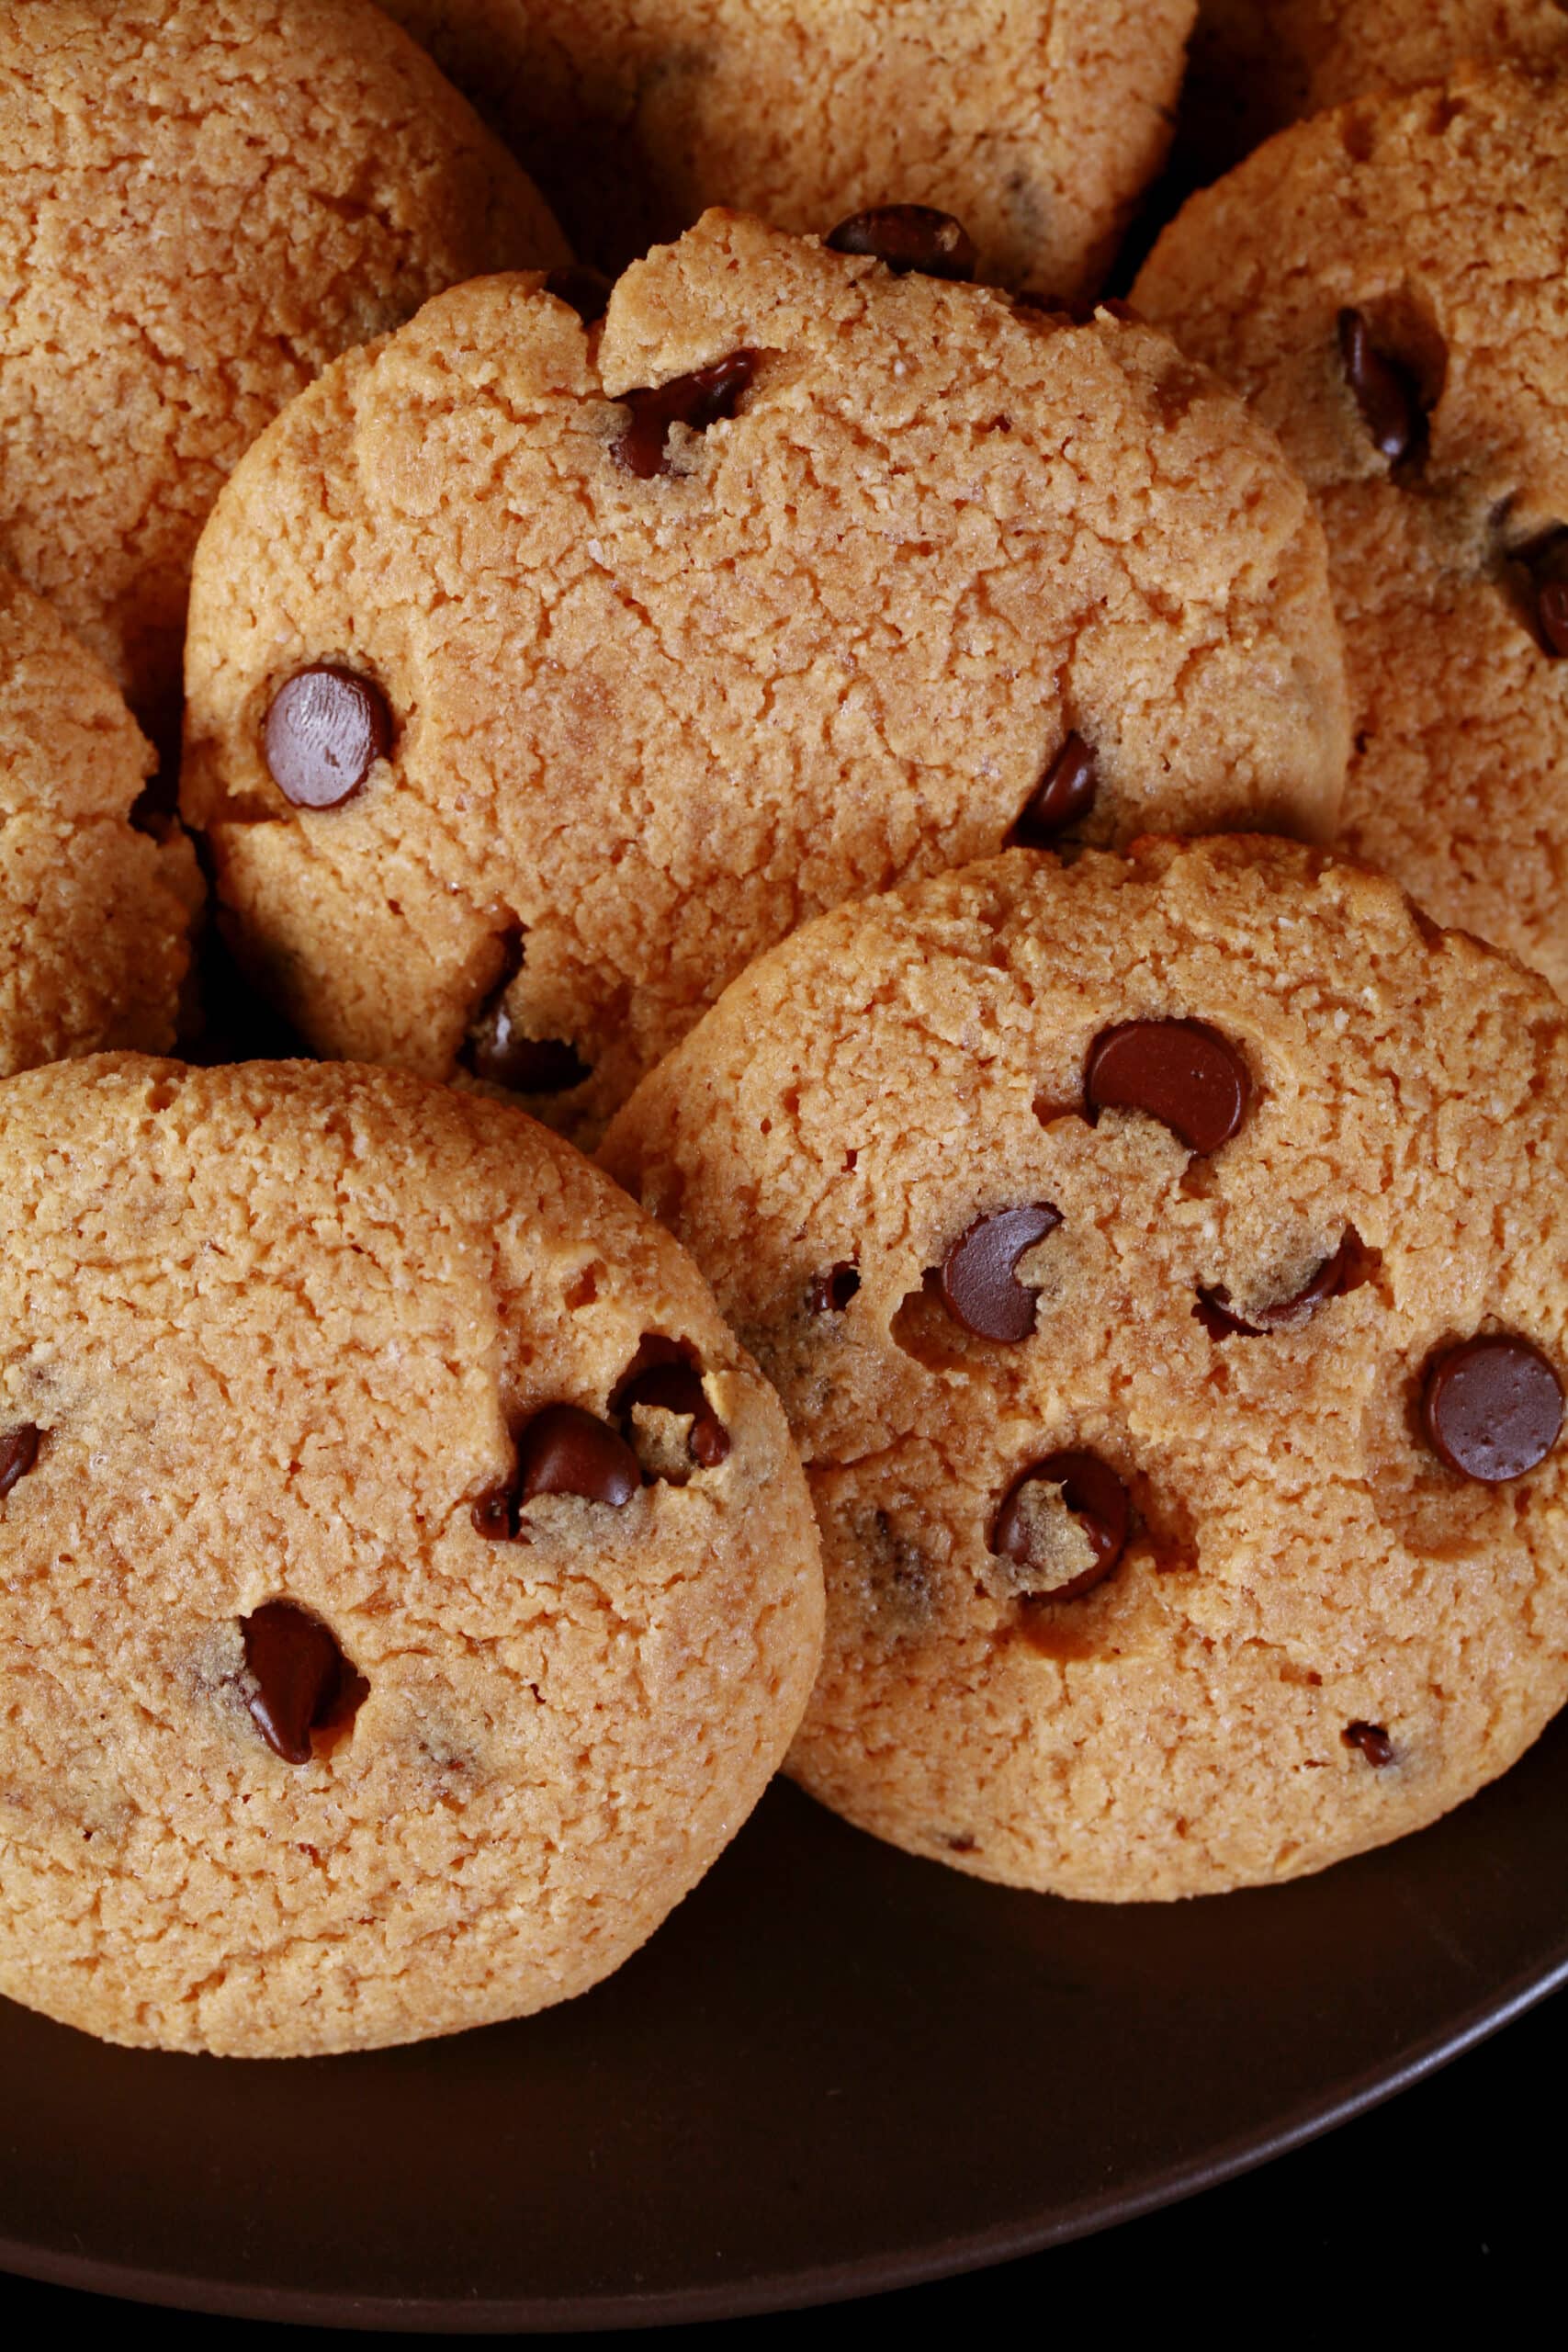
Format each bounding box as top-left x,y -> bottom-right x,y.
0,1056 -> 821,2055
0,571 -> 199,1079
600,835 -> 1568,1901
381,0 -> 1196,301
1135,63 -> 1568,998
0,0 -> 567,741
181,209 -> 1348,1146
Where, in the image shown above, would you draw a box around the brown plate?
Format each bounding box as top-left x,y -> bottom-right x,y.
2,1716 -> 1568,2330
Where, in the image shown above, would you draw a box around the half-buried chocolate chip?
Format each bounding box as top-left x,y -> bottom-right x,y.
241,1600 -> 358,1767
515,1404 -> 639,1506
1086,1019 -> 1250,1155
0,1423 -> 39,1498
808,1262 -> 861,1314
616,352 -> 759,480
263,664 -> 392,809
1337,309 -> 1425,466
613,1337 -> 730,1476
825,206 -> 976,282
1010,733 -> 1098,844
460,933 -> 588,1095
1421,1333 -> 1563,1483
941,1203 -> 1062,1341
545,264 -> 613,324
1196,1227 -> 1374,1340
1539,579 -> 1568,659
1342,1720 -> 1394,1768
991,1450 -> 1130,1601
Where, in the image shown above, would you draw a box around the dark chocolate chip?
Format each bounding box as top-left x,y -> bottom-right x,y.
612,1336 -> 730,1470
1196,1227 -> 1373,1340
1086,1019 -> 1250,1155
241,1600 -> 355,1767
1342,1720 -> 1394,1768
1010,732 -> 1098,845
1337,309 -> 1424,466
616,351 -> 759,480
825,206 -> 977,282
1539,579 -> 1568,659
470,1485 -> 515,1541
940,1202 -> 1062,1341
460,933 -> 588,1094
545,264 -> 614,324
262,665 -> 392,809
515,1404 -> 639,1506
0,1423 -> 39,1498
1421,1334 -> 1563,1484
991,1450 -> 1130,1600
808,1263 -> 861,1313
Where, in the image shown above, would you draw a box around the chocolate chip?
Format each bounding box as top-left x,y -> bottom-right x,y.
1196,1227 -> 1373,1340
991,1450 -> 1130,1600
1421,1334 -> 1563,1483
615,352 -> 759,481
940,1203 -> 1062,1341
612,1336 -> 730,1471
545,264 -> 613,324
1337,309 -> 1424,466
808,1263 -> 861,1313
0,1424 -> 39,1498
1539,580 -> 1568,659
262,665 -> 392,809
470,1485 -> 515,1541
515,1404 -> 639,1506
241,1600 -> 355,1767
825,206 -> 977,282
1342,1720 -> 1393,1768
1010,733 -> 1098,845
1086,1020 -> 1250,1155
459,933 -> 588,1095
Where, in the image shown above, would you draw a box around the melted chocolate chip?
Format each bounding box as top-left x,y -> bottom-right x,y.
616,352 -> 759,480
1010,732 -> 1098,845
262,665 -> 392,809
808,1263 -> 861,1314
1342,1720 -> 1393,1768
459,933 -> 588,1095
612,1336 -> 730,1471
1086,1020 -> 1250,1155
1421,1334 -> 1563,1483
516,1404 -> 639,1506
991,1450 -> 1130,1600
1337,309 -> 1424,466
0,1423 -> 39,1498
241,1600 -> 355,1767
940,1202 -> 1062,1342
545,264 -> 614,324
1196,1227 -> 1373,1340
825,206 -> 977,282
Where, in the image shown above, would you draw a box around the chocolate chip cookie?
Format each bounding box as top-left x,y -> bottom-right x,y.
182,209 -> 1348,1145
0,571 -> 199,1077
1137,62 -> 1568,998
0,0 -> 567,740
0,1056 -> 821,2054
381,0 -> 1194,300
601,835 -> 1568,1900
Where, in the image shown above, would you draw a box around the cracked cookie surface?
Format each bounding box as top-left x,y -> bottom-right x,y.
182,209 -> 1347,1146
0,0 -> 566,736
601,836 -> 1568,1900
0,1055 -> 821,2055
1136,63 -> 1568,996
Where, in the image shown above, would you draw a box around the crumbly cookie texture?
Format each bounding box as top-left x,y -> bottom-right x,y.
601,836 -> 1568,1901
0,1056 -> 821,2056
380,0 -> 1196,300
0,0 -> 567,738
1136,63 -> 1568,997
182,209 -> 1347,1146
0,572 -> 199,1077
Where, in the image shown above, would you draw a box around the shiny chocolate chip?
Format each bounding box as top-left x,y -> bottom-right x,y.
991,1450 -> 1130,1600
940,1202 -> 1062,1342
1337,309 -> 1424,466
0,1423 -> 39,1498
1010,732 -> 1098,845
1196,1227 -> 1372,1340
471,1485 -> 515,1541
460,934 -> 588,1095
545,264 -> 614,324
1342,1720 -> 1393,1768
616,352 -> 759,480
808,1263 -> 861,1314
516,1404 -> 639,1506
1421,1334 -> 1563,1483
241,1600 -> 355,1767
825,206 -> 976,282
1086,1019 -> 1250,1156
263,664 -> 392,809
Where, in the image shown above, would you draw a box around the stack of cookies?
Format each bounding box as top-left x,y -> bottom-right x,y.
1,0 -> 1564,2059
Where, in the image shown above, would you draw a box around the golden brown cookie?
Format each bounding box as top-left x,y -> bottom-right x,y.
181,209 -> 1348,1145
0,1055 -> 821,2056
602,836 -> 1568,1901
382,0 -> 1196,300
1136,63 -> 1568,996
0,0 -> 567,738
0,571 -> 198,1077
